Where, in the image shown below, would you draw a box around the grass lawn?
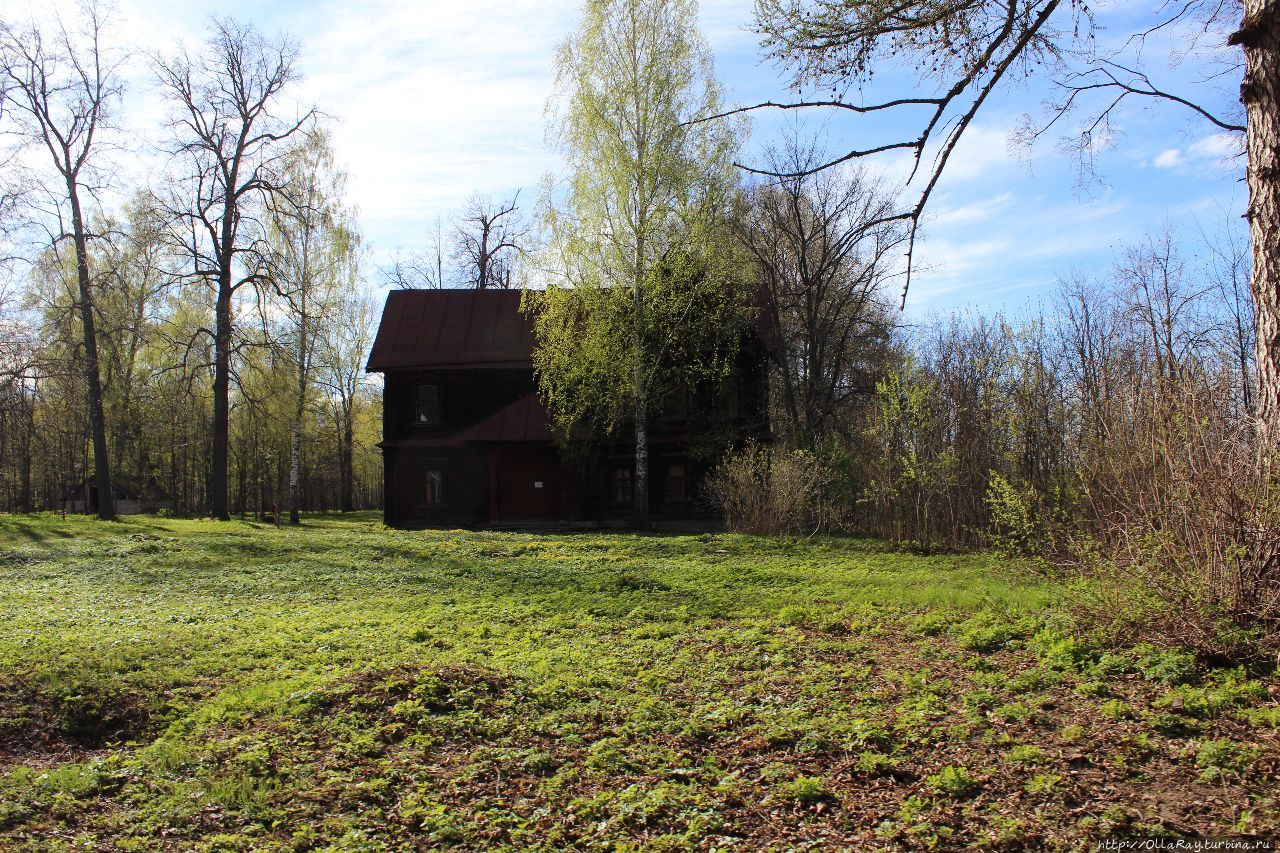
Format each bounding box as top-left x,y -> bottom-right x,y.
0,513 -> 1276,850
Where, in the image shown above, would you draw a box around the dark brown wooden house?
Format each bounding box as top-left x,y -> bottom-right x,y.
366,288 -> 767,529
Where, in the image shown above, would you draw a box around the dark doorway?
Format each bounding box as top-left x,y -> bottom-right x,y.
496,446 -> 560,521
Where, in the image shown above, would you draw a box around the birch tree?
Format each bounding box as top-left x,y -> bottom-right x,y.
532,0 -> 743,529
266,129 -> 357,524
316,287 -> 375,513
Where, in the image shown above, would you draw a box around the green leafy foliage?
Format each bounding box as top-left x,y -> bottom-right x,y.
532,0 -> 747,475
926,765 -> 980,798
1195,739 -> 1258,783
1134,645 -> 1200,686
776,775 -> 831,804
855,751 -> 895,776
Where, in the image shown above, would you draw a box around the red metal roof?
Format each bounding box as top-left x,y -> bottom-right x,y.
454,393 -> 554,442
366,289 -> 535,371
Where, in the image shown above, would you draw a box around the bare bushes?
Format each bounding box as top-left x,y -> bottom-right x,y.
1080,376 -> 1280,662
897,232 -> 1276,659
1055,235 -> 1277,660
706,442 -> 836,535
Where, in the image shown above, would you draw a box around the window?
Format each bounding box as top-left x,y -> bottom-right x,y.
414,384 -> 441,425
613,467 -> 633,503
665,464 -> 687,501
424,469 -> 443,505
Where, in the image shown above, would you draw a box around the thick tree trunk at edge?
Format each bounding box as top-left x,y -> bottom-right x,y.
1234,2 -> 1280,465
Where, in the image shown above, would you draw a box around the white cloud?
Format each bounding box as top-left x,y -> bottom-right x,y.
1147,133 -> 1243,173
1188,132 -> 1244,161
909,192 -> 1134,312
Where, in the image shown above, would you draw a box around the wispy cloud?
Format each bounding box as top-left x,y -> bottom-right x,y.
1147,132 -> 1244,172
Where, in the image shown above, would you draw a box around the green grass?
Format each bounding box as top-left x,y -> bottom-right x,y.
0,512 -> 1276,850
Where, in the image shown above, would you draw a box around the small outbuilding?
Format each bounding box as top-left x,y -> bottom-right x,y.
66,476 -> 175,515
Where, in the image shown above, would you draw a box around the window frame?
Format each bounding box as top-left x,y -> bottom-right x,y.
413,383 -> 442,426
613,466 -> 634,504
424,468 -> 444,505
665,463 -> 688,501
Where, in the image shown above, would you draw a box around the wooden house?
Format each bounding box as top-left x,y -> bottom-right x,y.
66,476 -> 175,515
365,288 -> 766,529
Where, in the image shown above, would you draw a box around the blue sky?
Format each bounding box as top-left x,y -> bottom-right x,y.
41,0 -> 1248,318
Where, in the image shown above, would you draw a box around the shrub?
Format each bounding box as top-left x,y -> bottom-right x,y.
1025,773 -> 1062,795
1239,707 -> 1280,728
707,441 -> 835,535
985,472 -> 1049,558
954,612 -> 1026,653
1078,382 -> 1280,664
1028,629 -> 1096,671
1008,744 -> 1046,765
1134,644 -> 1199,686
1099,699 -> 1133,721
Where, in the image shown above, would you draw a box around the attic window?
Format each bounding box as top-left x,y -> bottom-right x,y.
414,384 -> 441,425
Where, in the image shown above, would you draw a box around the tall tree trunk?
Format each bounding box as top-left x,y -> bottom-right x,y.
287,419 -> 302,523
287,182 -> 318,525
211,283 -> 232,520
1234,2 -> 1280,462
19,392 -> 32,513
633,292 -> 650,531
68,181 -> 115,520
288,290 -> 307,525
634,380 -> 650,530
632,240 -> 650,531
340,402 -> 354,512
237,451 -> 247,518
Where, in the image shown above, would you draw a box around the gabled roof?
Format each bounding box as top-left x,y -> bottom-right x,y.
366,289 -> 535,371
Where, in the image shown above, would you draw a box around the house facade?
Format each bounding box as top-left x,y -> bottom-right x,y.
66,476 -> 175,515
365,288 -> 766,529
